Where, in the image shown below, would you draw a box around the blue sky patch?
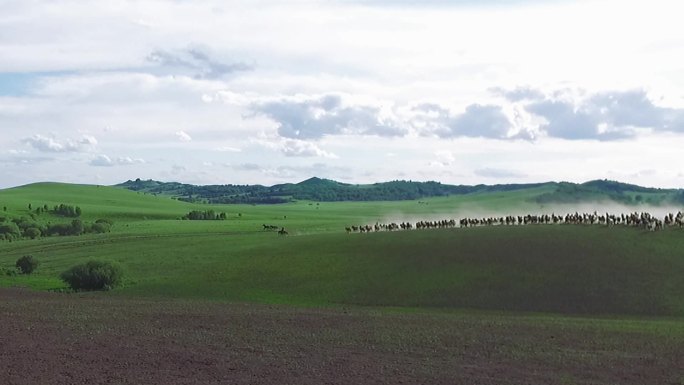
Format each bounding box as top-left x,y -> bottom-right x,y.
0,71 -> 76,96
0,72 -> 40,96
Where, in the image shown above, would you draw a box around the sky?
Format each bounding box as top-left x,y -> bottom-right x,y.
1,0 -> 684,188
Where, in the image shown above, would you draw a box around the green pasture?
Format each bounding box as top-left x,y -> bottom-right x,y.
1,183 -> 684,318
0,182 -> 548,233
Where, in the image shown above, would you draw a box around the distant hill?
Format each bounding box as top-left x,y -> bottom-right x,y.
535,180 -> 684,206
116,178 -> 684,205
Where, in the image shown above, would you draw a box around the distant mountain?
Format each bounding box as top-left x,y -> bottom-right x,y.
296,177 -> 338,187
116,178 -> 684,205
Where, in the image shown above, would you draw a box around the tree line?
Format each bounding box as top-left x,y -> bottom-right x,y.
119,177 -> 684,205
0,218 -> 113,241
0,203 -> 112,241
182,210 -> 227,220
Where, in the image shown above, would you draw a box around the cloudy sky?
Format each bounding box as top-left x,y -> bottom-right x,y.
2,0 -> 684,188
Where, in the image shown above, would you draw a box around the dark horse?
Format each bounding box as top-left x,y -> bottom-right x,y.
278,227 -> 288,235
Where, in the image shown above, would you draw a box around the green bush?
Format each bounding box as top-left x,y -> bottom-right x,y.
88,222 -> 111,234
16,255 -> 39,275
0,222 -> 21,239
60,260 -> 123,291
23,227 -> 42,239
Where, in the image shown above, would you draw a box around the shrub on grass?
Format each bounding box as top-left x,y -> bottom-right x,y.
0,222 -> 21,239
16,255 -> 39,275
95,218 -> 114,226
88,221 -> 112,234
23,227 -> 42,239
60,260 -> 123,291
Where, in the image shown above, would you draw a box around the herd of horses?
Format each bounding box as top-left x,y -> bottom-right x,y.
262,211 -> 684,236
344,211 -> 684,234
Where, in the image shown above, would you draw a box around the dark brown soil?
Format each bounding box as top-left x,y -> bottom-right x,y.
1,288 -> 682,385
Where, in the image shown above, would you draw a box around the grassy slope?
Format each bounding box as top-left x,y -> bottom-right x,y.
0,182 -> 194,220
1,183 -> 683,317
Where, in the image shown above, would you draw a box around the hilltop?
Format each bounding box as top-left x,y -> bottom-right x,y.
117,177 -> 684,205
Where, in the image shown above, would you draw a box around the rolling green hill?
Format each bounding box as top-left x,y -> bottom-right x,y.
0,182 -> 192,220
1,182 -> 684,317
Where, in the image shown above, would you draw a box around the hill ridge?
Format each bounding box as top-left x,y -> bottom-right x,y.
114,177 -> 684,205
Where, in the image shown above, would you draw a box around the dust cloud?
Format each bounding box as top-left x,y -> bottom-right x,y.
375,201 -> 684,225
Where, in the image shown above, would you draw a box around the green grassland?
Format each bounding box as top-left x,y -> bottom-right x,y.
1,182 -> 683,319
3,182 -> 684,384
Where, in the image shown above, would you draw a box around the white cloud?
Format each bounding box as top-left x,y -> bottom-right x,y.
22,135 -> 64,152
214,146 -> 242,152
80,135 -> 98,146
251,94 -> 405,140
281,139 -> 338,158
147,46 -> 254,79
520,88 -> 684,140
22,134 -> 98,153
116,156 -> 145,165
89,154 -> 114,167
233,163 -> 261,171
89,154 -> 145,167
176,131 -> 193,142
433,150 -> 455,167
255,136 -> 338,158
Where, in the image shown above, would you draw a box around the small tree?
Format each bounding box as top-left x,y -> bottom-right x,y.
24,227 -> 41,239
60,260 -> 123,291
16,255 -> 39,275
0,222 -> 21,241
71,219 -> 84,235
89,222 -> 111,233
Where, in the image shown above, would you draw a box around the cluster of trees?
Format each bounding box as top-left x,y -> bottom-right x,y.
280,179 -> 463,201
182,210 -> 227,220
0,203 -> 116,241
121,178 -> 272,203
0,217 -> 113,241
2,203 -> 82,217
51,204 -> 82,217
120,178 -> 483,203
209,196 -> 290,204
45,219 -> 113,236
